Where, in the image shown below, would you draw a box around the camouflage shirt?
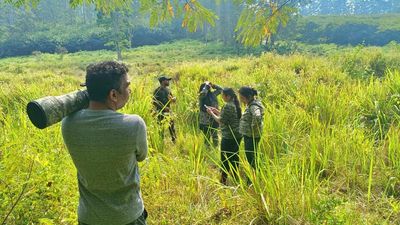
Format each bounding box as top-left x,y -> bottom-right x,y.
239,99 -> 265,138
153,86 -> 173,113
199,85 -> 222,126
220,101 -> 242,139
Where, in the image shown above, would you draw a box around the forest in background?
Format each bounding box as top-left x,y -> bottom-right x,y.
1,0 -> 400,58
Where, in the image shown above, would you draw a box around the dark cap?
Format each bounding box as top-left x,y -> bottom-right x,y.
158,76 -> 172,82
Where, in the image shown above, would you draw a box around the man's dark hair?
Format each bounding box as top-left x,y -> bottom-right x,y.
85,61 -> 129,102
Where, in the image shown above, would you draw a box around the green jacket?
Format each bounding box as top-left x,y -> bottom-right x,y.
153,86 -> 173,113
239,99 -> 264,138
220,101 -> 242,139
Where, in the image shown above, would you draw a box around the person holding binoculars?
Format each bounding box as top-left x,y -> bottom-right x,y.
198,81 -> 223,148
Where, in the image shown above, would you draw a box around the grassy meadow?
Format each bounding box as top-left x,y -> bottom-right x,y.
2,40 -> 400,224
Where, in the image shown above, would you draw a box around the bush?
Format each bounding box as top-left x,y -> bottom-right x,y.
335,44 -> 400,78
265,40 -> 298,55
278,14 -> 400,46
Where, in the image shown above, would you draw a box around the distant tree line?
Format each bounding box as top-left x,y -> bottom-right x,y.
1,0 -> 400,58
276,14 -> 400,46
299,0 -> 400,15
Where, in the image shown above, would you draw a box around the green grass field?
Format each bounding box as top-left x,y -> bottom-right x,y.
2,40 -> 400,224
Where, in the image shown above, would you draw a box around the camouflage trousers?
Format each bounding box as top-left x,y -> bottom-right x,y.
243,136 -> 261,169
158,113 -> 177,143
199,122 -> 219,148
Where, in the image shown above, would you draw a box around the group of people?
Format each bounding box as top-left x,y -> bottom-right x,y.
153,76 -> 265,185
61,61 -> 265,225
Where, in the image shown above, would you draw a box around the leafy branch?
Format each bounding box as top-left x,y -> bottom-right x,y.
236,0 -> 298,46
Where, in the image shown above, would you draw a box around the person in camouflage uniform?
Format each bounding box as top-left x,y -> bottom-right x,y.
198,81 -> 223,147
206,88 -> 242,185
239,86 -> 265,169
153,76 -> 177,143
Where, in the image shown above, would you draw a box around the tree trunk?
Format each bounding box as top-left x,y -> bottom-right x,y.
116,43 -> 123,61
204,25 -> 208,45
112,12 -> 123,61
82,4 -> 86,24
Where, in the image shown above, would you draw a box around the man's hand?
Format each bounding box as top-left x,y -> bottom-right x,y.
204,81 -> 213,90
168,95 -> 176,103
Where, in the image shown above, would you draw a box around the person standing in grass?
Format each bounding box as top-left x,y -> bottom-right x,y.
62,61 -> 148,225
153,75 -> 177,143
199,81 -> 223,147
206,88 -> 242,185
239,86 -> 264,169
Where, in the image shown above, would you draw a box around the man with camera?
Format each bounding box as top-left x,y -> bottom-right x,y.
62,61 -> 148,225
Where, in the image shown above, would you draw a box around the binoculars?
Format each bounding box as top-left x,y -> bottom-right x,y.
27,90 -> 89,129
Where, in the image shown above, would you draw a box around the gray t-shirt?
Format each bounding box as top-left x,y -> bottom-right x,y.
61,109 -> 148,225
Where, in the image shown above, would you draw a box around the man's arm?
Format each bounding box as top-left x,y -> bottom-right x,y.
152,88 -> 163,109
212,84 -> 223,96
168,89 -> 177,104
135,117 -> 148,162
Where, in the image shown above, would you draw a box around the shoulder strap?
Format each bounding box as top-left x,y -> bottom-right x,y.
249,101 -> 263,109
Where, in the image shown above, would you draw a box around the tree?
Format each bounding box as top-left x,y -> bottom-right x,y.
97,10 -> 133,61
